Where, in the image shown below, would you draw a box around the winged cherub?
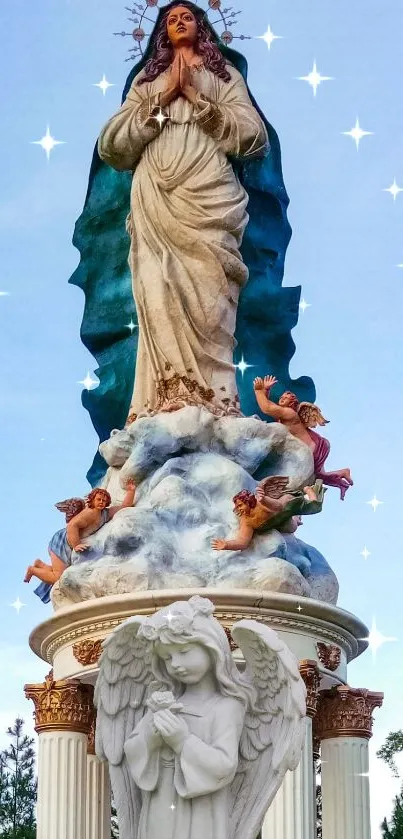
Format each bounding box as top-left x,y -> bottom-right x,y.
24,480 -> 136,603
94,595 -> 306,839
212,477 -> 324,552
253,375 -> 353,500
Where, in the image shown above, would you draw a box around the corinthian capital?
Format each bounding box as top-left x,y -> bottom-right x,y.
315,686 -> 383,740
25,670 -> 94,735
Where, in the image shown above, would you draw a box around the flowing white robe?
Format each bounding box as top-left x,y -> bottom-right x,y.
124,695 -> 245,839
98,65 -> 268,417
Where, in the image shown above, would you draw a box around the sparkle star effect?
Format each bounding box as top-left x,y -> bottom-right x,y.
383,179 -> 403,202
78,372 -> 99,391
0,291 -> 10,296
298,61 -> 333,97
360,546 -> 371,561
342,118 -> 373,150
257,24 -> 283,51
296,604 -> 303,613
299,298 -> 311,314
235,356 -> 253,377
125,318 -> 137,333
397,264 -> 403,269
361,618 -> 397,663
170,804 -> 176,811
367,495 -> 383,513
10,597 -> 25,613
93,75 -> 115,96
31,126 -> 65,160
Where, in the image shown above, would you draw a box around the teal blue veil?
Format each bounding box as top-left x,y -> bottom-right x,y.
69,2 -> 315,485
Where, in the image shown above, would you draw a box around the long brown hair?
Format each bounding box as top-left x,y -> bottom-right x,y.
138,2 -> 231,86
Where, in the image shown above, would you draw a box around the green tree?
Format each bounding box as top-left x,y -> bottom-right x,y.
0,718 -> 37,839
111,799 -> 119,839
381,788 -> 403,838
377,732 -> 403,778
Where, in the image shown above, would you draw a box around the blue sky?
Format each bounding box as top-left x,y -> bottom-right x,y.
1,0 -> 402,832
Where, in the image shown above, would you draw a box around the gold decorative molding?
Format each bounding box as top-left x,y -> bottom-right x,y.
43,612 -> 355,663
316,642 -> 341,671
299,659 -> 321,718
24,670 -> 94,735
315,686 -> 384,740
87,711 -> 96,756
73,638 -> 105,666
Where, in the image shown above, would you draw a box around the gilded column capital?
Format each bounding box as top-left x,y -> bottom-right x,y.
315,686 -> 383,740
24,670 -> 94,735
299,659 -> 320,718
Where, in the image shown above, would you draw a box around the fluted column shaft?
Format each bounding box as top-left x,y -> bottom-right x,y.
316,686 -> 383,839
25,671 -> 93,839
262,660 -> 320,839
86,753 -> 111,839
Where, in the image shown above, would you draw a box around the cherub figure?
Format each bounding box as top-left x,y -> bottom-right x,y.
95,595 -> 306,839
253,375 -> 353,500
24,480 -> 136,603
212,477 -> 324,552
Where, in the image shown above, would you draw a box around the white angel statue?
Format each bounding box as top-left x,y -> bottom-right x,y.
94,596 -> 306,839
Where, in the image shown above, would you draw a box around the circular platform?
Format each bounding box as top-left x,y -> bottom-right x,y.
29,589 -> 368,687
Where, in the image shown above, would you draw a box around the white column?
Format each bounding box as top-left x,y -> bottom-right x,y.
262,717 -> 316,839
86,754 -> 111,839
36,730 -> 87,839
321,737 -> 370,839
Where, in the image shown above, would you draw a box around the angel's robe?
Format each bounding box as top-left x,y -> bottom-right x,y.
124,694 -> 245,839
98,65 -> 268,418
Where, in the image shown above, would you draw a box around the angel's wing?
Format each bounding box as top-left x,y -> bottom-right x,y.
94,617 -> 154,839
229,620 -> 306,839
258,476 -> 289,499
55,497 -> 85,522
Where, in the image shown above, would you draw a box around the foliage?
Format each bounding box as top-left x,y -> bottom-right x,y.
0,718 -> 37,839
381,788 -> 403,838
111,799 -> 119,839
377,732 -> 403,778
316,757 -> 322,839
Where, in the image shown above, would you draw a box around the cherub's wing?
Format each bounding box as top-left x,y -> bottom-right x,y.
258,476 -> 289,499
94,617 -> 154,839
55,497 -> 85,523
229,620 -> 306,839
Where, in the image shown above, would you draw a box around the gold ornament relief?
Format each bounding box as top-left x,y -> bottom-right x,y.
24,670 -> 94,735
316,642 -> 341,671
315,686 -> 384,740
73,638 -> 105,666
299,660 -> 320,718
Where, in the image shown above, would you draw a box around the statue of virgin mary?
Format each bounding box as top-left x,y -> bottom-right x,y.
70,1 -> 315,484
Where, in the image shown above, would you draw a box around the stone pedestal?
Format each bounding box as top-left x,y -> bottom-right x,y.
316,687 -> 384,839
262,661 -> 320,839
86,715 -> 111,839
27,589 -> 372,839
25,672 -> 93,839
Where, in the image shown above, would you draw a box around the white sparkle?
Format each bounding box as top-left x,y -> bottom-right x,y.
298,61 -> 333,97
154,107 -> 169,129
10,597 -> 25,614
125,318 -> 137,333
367,495 -> 383,513
78,371 -> 99,391
31,126 -> 65,160
235,356 -> 253,377
361,617 -> 397,663
296,604 -> 302,613
165,610 -> 175,624
170,803 -> 176,811
0,291 -> 10,296
360,546 -> 371,561
342,118 -> 373,150
257,25 -> 283,51
397,264 -> 403,269
384,179 -> 403,202
299,298 -> 311,314
93,74 -> 115,96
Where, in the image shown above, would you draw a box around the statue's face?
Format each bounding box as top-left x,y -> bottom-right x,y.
156,641 -> 212,684
279,392 -> 297,408
234,499 -> 248,517
166,5 -> 198,47
92,492 -> 109,510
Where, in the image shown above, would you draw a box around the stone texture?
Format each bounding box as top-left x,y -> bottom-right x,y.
51,407 -> 338,609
